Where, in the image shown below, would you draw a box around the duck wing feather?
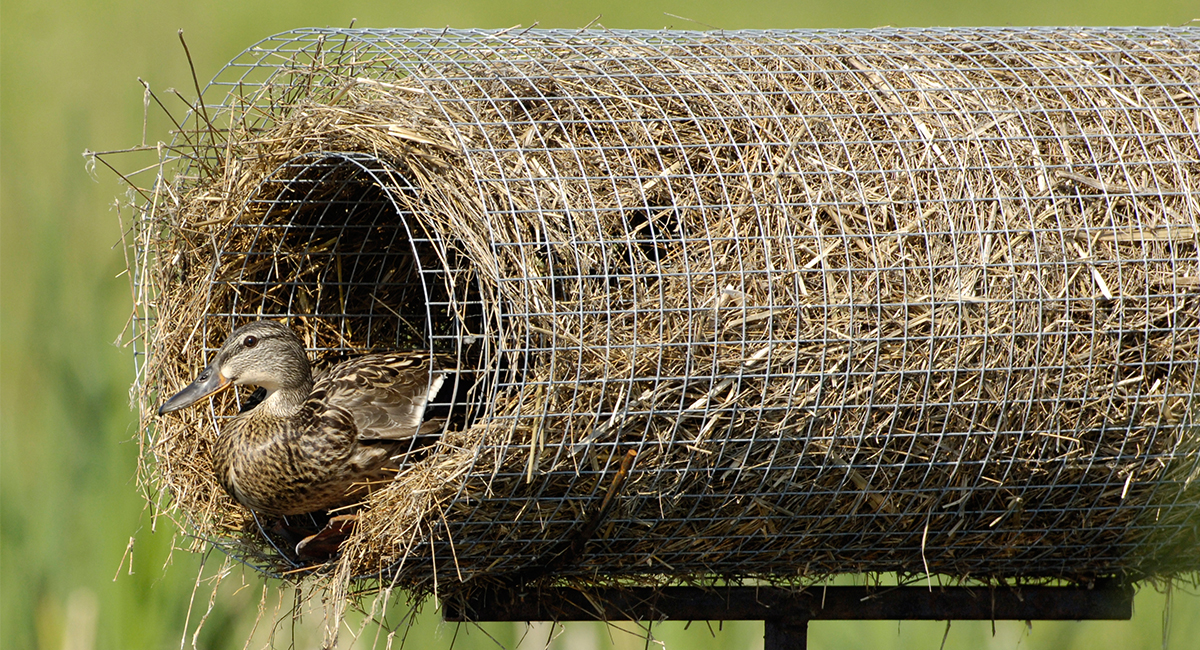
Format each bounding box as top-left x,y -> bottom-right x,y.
312,352 -> 447,441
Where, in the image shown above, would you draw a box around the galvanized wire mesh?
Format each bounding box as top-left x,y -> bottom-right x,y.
131,26 -> 1200,591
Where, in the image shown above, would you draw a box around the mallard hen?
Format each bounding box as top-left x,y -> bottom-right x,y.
159,320 -> 450,517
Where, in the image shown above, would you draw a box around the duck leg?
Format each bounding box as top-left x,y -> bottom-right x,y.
295,514 -> 358,558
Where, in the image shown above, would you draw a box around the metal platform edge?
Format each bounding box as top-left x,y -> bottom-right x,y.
442,583 -> 1133,649
442,584 -> 1134,622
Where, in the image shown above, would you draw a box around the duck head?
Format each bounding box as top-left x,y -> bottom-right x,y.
158,320 -> 312,415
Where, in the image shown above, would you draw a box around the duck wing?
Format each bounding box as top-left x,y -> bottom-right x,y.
313,352 -> 448,441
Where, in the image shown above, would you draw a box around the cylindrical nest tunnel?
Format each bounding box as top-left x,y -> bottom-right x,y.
130,27 -> 1200,597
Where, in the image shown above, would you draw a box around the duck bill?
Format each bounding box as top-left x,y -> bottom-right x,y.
158,365 -> 231,415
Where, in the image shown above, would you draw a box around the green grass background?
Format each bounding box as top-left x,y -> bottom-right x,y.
3,1 -> 1198,648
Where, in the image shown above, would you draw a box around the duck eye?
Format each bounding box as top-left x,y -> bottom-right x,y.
243,335 -> 258,348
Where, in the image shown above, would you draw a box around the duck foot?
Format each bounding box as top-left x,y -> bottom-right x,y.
294,514 -> 358,558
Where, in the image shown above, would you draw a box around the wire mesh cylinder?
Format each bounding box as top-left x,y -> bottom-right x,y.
134,27 -> 1200,592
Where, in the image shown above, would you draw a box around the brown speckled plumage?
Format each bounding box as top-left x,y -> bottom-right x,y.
159,321 -> 449,516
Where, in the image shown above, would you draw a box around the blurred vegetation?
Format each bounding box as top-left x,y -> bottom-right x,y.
2,1 -> 1197,648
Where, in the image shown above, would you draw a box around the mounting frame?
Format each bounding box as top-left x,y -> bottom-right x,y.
443,582 -> 1134,649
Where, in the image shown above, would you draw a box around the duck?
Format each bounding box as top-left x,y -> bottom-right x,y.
158,320 -> 451,521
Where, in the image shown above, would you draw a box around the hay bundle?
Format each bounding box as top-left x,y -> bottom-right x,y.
129,27 -> 1200,600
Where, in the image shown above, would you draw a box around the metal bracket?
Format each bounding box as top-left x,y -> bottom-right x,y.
443,583 -> 1134,650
